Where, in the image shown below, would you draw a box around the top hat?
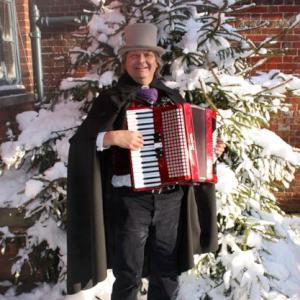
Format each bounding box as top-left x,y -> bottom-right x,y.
118,23 -> 165,56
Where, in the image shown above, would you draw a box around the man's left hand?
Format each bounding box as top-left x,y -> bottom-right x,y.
215,138 -> 226,157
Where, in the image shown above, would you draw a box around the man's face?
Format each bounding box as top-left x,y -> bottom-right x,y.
124,50 -> 158,85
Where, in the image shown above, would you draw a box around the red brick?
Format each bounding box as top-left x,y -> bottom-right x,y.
281,35 -> 300,42
261,28 -> 282,34
247,6 -> 269,13
277,5 -> 300,12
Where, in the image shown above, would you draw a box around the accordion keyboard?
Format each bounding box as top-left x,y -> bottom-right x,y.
126,108 -> 162,189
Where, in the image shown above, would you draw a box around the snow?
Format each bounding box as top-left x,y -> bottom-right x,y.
0,167 -> 29,207
0,282 -> 65,300
55,137 -> 70,164
176,216 -> 300,300
216,163 -> 238,194
244,128 -> 300,165
290,13 -> 300,28
0,226 -> 15,238
1,1 -> 300,300
250,70 -> 300,96
44,162 -> 67,181
24,179 -> 44,199
87,8 -> 125,54
27,217 -> 67,258
0,101 -> 81,168
60,71 -> 117,91
16,111 -> 38,131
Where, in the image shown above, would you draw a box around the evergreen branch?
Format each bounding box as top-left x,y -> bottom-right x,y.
50,126 -> 79,136
198,78 -> 219,112
21,177 -> 67,217
254,78 -> 293,97
208,65 -> 221,86
227,3 -> 256,14
236,58 -> 268,76
235,21 -> 270,33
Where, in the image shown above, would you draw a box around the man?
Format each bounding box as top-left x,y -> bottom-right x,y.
67,23 -> 225,300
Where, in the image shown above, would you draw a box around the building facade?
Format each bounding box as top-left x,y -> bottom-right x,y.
1,0 -> 300,207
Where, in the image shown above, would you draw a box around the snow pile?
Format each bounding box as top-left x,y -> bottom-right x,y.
0,101 -> 81,168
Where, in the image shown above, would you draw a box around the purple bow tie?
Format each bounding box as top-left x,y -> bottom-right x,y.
136,88 -> 158,105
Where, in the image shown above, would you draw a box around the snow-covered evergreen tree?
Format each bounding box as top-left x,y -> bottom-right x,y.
1,1 -> 300,299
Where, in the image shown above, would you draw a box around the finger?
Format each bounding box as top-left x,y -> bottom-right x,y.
130,140 -> 144,150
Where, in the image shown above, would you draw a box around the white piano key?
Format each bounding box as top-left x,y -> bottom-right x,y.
131,151 -> 157,157
131,156 -> 158,163
143,182 -> 161,186
134,179 -> 161,186
127,111 -> 152,116
131,161 -> 159,168
131,146 -> 155,154
135,181 -> 161,187
128,122 -> 154,128
131,147 -> 151,154
133,166 -> 159,172
127,108 -> 153,113
127,117 -> 154,124
143,138 -> 155,142
141,145 -> 156,151
129,125 -> 154,131
135,172 -> 160,179
139,129 -> 155,135
132,164 -> 159,171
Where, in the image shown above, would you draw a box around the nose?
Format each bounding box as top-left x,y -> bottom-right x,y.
137,54 -> 146,63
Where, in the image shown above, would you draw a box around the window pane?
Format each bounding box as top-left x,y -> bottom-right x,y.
0,1 -> 13,42
0,0 -> 21,86
0,62 -> 5,80
3,41 -> 15,80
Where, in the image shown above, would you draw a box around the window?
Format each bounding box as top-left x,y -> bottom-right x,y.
0,0 -> 21,87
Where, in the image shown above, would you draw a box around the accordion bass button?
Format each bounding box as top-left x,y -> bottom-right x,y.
155,148 -> 163,158
154,133 -> 161,143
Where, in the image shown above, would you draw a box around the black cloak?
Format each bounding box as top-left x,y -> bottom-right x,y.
67,74 -> 218,294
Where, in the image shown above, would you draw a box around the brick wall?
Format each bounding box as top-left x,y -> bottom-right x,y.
270,96 -> 300,212
36,0 -> 93,98
236,0 -> 300,76
233,0 -> 300,211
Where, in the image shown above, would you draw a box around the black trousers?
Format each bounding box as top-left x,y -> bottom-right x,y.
111,186 -> 184,300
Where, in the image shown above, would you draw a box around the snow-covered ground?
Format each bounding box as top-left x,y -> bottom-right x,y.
0,211 -> 300,299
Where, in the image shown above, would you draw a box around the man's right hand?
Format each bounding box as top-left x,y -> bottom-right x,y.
103,130 -> 144,150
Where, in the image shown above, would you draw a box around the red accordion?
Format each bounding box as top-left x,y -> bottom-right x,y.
126,103 -> 218,191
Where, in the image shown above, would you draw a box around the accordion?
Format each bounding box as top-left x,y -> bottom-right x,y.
126,102 -> 218,191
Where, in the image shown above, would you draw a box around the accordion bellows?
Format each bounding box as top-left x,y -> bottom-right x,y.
126,103 -> 218,191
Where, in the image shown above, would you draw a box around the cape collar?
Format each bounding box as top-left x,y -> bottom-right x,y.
115,73 -> 183,105
117,72 -> 176,95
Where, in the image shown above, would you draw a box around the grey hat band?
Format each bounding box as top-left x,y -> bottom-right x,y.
118,45 -> 165,56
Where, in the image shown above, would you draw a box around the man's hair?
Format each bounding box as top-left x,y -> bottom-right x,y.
121,51 -> 163,79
